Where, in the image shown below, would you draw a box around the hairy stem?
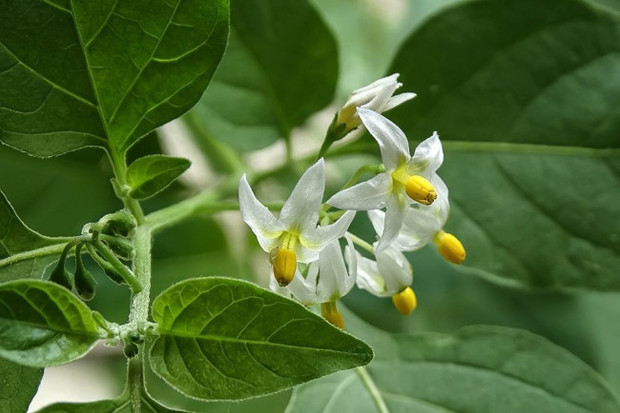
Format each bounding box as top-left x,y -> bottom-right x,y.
110,149 -> 146,225
355,367 -> 390,413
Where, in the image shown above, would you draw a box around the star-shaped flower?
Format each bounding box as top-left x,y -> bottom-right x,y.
239,159 -> 355,286
328,108 -> 446,251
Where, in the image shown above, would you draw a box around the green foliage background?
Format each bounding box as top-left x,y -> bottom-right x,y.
1,0 -> 620,411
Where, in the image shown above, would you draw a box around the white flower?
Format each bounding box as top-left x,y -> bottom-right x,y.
368,176 -> 465,264
239,159 -> 355,286
336,74 -> 416,130
286,237 -> 357,305
328,108 -> 446,251
349,242 -> 417,315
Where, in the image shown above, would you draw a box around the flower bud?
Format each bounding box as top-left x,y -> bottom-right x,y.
74,246 -> 96,301
434,231 -> 466,264
391,287 -> 417,315
405,175 -> 436,205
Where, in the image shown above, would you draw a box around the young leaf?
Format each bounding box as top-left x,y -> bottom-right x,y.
0,279 -> 101,367
148,277 -> 373,400
126,155 -> 191,200
0,0 -> 229,157
0,358 -> 43,413
288,309 -> 620,413
190,0 -> 338,151
0,190 -> 70,282
390,0 -> 620,148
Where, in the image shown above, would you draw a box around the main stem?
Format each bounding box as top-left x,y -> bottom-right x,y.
110,148 -> 151,410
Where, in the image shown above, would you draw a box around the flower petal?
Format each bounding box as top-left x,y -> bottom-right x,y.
382,92 -> 417,112
279,159 -> 325,232
351,249 -> 389,297
407,131 -> 444,175
327,173 -> 392,210
238,174 -> 285,252
375,195 -> 408,252
287,263 -> 320,305
369,209 -> 423,251
375,245 -> 413,294
299,210 -> 356,255
358,108 -> 410,171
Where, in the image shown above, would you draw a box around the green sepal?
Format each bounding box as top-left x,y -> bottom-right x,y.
48,243 -> 74,290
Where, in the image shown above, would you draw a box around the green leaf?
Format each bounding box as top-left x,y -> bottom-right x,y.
35,393 -> 185,413
191,0 -> 338,151
0,190 -> 70,282
389,0 -> 620,148
288,309 -> 620,413
441,149 -> 620,291
381,0 -> 620,290
0,358 -> 42,413
0,279 -> 100,367
148,277 -> 373,400
126,155 -> 191,200
0,0 -> 229,157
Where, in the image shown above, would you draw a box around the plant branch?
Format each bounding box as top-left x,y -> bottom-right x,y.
93,240 -> 143,293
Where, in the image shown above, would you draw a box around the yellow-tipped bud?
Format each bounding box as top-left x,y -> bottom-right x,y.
434,231 -> 466,264
272,247 -> 297,286
405,175 -> 436,205
336,105 -> 361,130
392,287 -> 417,315
321,302 -> 345,329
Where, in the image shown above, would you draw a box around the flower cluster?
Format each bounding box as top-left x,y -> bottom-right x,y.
239,74 -> 465,328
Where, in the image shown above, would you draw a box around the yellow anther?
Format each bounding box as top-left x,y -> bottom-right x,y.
321,301 -> 345,329
336,105 -> 361,130
405,175 -> 437,205
434,231 -> 466,264
391,287 -> 417,315
272,247 -> 297,286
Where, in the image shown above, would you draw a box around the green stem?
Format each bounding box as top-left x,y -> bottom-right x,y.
347,232 -> 374,255
94,240 -> 143,293
109,149 -> 146,225
0,242 -> 69,269
355,367 -> 390,413
128,226 -> 151,324
126,348 -> 145,411
342,164 -> 385,189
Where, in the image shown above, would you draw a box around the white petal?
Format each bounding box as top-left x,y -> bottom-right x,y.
316,239 -> 355,301
408,131 -> 444,175
351,250 -> 389,297
375,195 -> 408,252
375,245 -> 413,294
279,159 -> 325,231
299,210 -> 356,253
327,174 -> 392,210
400,206 -> 441,250
431,174 -> 450,226
287,263 -> 320,304
357,108 -> 410,171
369,209 -> 421,251
351,73 -> 399,95
382,92 -> 417,112
238,174 -> 285,252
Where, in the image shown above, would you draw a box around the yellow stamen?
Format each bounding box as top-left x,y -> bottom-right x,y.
392,287 -> 417,315
434,230 -> 466,264
321,301 -> 345,329
405,175 -> 436,205
272,247 -> 296,286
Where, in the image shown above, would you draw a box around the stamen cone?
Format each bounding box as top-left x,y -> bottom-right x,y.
272,248 -> 296,286
434,231 -> 466,264
321,302 -> 345,329
392,287 -> 417,315
405,175 -> 436,205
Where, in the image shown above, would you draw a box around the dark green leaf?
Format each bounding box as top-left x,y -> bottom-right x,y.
126,155 -> 191,200
0,358 -> 42,413
390,0 -> 620,148
442,149 -> 620,291
0,0 -> 229,157
191,0 -> 338,151
288,309 -> 620,413
0,189 -> 70,281
0,279 -> 100,367
148,277 -> 373,400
